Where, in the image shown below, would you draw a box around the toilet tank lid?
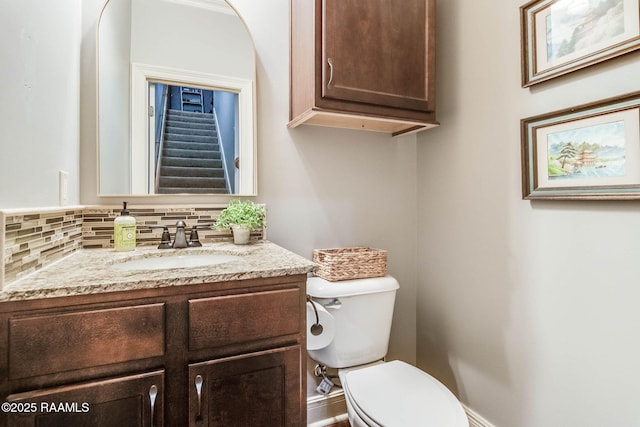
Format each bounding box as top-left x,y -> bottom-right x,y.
307,275 -> 399,298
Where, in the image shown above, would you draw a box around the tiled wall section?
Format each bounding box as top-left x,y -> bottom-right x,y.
3,209 -> 84,286
82,206 -> 264,248
2,205 -> 265,288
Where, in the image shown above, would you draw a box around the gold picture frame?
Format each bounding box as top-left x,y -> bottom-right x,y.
521,91 -> 640,199
521,0 -> 640,87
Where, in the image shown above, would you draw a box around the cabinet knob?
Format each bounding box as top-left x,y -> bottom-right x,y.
149,384 -> 158,427
327,58 -> 335,90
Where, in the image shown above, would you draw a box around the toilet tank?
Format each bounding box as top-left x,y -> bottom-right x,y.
307,276 -> 399,368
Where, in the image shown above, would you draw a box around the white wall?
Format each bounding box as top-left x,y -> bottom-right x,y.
417,1 -> 640,426
0,0 -> 81,209
131,0 -> 253,79
98,0 -> 131,194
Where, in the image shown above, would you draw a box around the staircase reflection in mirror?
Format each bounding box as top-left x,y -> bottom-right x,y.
151,84 -> 238,194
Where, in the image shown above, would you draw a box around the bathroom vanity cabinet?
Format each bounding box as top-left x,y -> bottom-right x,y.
0,275 -> 307,426
289,0 -> 438,135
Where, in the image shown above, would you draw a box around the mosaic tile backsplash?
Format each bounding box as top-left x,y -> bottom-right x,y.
1,205 -> 265,288
2,209 -> 84,287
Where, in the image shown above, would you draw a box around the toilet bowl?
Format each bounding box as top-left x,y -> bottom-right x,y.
306,276 -> 468,427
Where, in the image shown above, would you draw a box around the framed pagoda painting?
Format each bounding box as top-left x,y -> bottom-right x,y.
521,91 -> 640,199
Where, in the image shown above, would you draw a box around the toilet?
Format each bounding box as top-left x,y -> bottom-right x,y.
306,276 -> 468,427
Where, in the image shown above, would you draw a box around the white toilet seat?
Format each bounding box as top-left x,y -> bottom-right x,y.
342,378 -> 383,427
342,360 -> 469,427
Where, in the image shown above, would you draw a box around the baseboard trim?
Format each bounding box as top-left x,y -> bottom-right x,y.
307,389 -> 348,426
307,392 -> 495,427
307,413 -> 349,427
463,403 -> 496,427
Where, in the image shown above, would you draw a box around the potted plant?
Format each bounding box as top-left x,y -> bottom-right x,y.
215,199 -> 266,244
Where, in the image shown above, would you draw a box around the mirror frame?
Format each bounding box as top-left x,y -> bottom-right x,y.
96,0 -> 257,198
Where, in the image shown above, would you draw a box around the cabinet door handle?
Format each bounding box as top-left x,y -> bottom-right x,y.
327,58 -> 334,90
195,374 -> 204,421
149,384 -> 158,427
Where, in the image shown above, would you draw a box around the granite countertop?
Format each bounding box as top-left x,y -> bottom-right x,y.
0,241 -> 316,302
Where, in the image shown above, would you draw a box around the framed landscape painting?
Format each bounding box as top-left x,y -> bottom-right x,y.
521,0 -> 640,86
521,91 -> 640,199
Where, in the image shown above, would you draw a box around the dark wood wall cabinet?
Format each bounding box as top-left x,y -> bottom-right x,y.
289,0 -> 438,136
0,275 -> 307,427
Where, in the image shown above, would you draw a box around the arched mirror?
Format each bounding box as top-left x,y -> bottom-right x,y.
98,0 -> 256,196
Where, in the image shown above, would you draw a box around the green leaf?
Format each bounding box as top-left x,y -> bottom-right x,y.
215,199 -> 266,231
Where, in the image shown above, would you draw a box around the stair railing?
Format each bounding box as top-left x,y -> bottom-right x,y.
154,85 -> 170,193
213,110 -> 232,194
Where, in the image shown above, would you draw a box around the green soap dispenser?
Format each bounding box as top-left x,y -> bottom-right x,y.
114,202 -> 137,251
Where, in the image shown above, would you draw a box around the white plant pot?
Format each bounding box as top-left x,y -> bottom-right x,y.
231,225 -> 251,245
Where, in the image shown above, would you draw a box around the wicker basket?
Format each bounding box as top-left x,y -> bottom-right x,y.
312,247 -> 387,281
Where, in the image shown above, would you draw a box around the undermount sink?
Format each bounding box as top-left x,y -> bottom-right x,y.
115,254 -> 241,271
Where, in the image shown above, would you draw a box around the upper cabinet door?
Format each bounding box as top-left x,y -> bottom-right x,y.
321,0 -> 430,112
290,0 -> 437,135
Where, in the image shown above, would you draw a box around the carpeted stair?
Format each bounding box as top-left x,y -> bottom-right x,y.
157,110 -> 229,194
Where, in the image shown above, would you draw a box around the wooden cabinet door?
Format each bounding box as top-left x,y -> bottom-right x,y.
321,0 -> 432,112
4,371 -> 163,427
188,346 -> 302,427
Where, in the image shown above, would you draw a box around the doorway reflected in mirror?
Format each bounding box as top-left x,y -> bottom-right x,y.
150,83 -> 239,194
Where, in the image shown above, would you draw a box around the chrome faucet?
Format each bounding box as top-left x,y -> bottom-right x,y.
172,220 -> 188,249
